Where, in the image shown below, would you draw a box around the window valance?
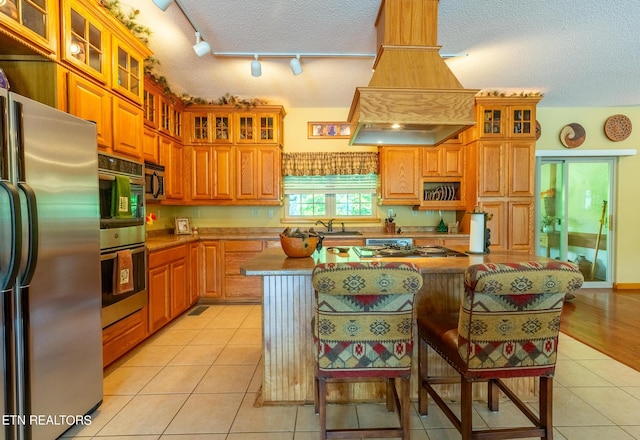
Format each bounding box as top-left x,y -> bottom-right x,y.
282,152 -> 378,176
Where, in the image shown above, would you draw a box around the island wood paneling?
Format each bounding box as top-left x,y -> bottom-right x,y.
260,269 -> 537,404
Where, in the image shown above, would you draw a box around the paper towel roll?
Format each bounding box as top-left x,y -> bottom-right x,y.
469,213 -> 486,254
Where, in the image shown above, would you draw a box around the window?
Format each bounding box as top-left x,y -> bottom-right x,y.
284,174 -> 378,220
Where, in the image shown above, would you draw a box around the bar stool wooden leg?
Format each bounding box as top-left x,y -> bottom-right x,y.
318,378 -> 327,440
418,336 -> 429,415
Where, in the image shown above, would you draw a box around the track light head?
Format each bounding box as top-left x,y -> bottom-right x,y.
152,0 -> 172,11
193,31 -> 211,57
251,54 -> 262,77
290,55 -> 302,75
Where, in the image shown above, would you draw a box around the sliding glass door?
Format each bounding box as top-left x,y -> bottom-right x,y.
537,158 -> 614,287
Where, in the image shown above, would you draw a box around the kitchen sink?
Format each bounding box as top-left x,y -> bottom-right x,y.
319,231 -> 363,235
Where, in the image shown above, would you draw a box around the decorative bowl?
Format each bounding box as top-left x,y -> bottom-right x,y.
280,233 -> 319,258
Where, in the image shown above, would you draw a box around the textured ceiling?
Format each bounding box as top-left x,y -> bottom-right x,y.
126,0 -> 640,109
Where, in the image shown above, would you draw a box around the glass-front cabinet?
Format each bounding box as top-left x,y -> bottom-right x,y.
62,0 -> 107,82
477,98 -> 538,139
112,35 -> 143,103
0,0 -> 57,53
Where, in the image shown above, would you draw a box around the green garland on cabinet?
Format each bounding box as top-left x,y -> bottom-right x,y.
100,0 -> 267,108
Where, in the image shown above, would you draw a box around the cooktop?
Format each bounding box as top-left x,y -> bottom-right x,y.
352,244 -> 467,259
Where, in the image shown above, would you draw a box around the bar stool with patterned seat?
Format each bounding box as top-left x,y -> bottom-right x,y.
311,261 -> 423,440
417,261 -> 584,440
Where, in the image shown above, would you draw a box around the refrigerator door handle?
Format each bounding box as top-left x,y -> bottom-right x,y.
0,181 -> 22,290
0,94 -> 8,179
11,99 -> 39,285
17,182 -> 38,286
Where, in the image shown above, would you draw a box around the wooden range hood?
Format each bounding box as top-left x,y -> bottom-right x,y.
348,0 -> 479,146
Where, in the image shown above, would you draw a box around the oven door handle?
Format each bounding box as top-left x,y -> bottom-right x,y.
98,173 -> 144,186
101,245 -> 146,261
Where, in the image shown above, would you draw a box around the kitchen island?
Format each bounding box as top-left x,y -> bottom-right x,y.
241,246 -> 549,405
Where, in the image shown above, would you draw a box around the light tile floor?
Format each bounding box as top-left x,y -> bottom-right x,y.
63,304 -> 640,440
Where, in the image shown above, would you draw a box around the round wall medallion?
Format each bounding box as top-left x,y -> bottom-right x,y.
560,123 -> 586,148
535,120 -> 541,140
604,114 -> 632,142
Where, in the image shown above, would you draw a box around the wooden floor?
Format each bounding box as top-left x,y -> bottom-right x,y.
561,288 -> 640,372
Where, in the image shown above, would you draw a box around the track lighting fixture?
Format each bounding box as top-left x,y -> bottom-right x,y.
289,55 -> 302,75
152,0 -> 172,11
251,54 -> 262,77
192,32 -> 211,58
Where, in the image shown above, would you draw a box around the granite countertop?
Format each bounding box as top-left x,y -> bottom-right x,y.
239,246 -> 546,276
146,228 -> 470,252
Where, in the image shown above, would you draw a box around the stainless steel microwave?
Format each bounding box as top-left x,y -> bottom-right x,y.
144,161 -> 166,201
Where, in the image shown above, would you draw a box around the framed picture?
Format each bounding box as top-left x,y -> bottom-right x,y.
308,122 -> 351,139
174,217 -> 191,235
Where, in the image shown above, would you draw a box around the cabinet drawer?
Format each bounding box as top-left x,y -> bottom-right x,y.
149,244 -> 187,268
224,275 -> 262,298
224,240 -> 263,252
102,306 -> 148,367
225,251 -> 262,275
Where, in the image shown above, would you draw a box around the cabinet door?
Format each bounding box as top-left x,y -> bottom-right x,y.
222,240 -> 263,301
170,258 -> 188,317
68,73 -> 112,149
143,128 -> 159,163
421,148 -> 441,176
236,146 -> 281,202
478,141 -> 506,197
159,97 -> 172,135
189,112 -> 211,143
111,36 -> 144,104
508,141 -> 535,197
189,242 -> 199,305
161,136 -> 184,200
441,143 -> 464,176
257,113 -> 280,143
508,104 -> 536,138
380,147 -> 421,204
191,146 -> 213,200
478,104 -> 505,137
112,96 -> 143,160
62,0 -> 108,82
236,114 -> 255,143
479,200 -> 507,252
148,264 -> 171,333
1,0 -> 57,54
509,200 -> 534,252
143,88 -> 158,127
212,146 -> 234,200
200,241 -> 221,298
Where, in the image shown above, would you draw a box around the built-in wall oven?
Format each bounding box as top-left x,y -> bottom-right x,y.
98,153 -> 148,328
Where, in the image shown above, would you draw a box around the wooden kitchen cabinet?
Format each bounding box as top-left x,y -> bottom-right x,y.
235,145 -> 281,203
61,0 -> 109,84
112,95 -> 144,159
102,306 -> 148,367
379,146 -> 421,205
200,240 -> 222,299
421,141 -> 464,177
67,72 -> 112,148
143,127 -> 160,163
111,34 -> 145,105
161,135 -> 185,201
190,145 -> 234,201
222,240 -> 264,302
464,96 -> 540,252
0,0 -> 58,56
235,109 -> 283,144
199,240 -> 264,303
148,244 -> 189,334
189,241 -> 199,305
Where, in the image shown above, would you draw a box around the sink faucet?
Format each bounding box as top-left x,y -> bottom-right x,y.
315,219 -> 335,232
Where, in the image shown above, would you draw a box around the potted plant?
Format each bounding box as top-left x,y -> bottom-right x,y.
541,215 -> 557,233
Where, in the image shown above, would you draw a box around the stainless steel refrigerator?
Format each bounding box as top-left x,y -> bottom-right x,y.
0,90 -> 103,439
